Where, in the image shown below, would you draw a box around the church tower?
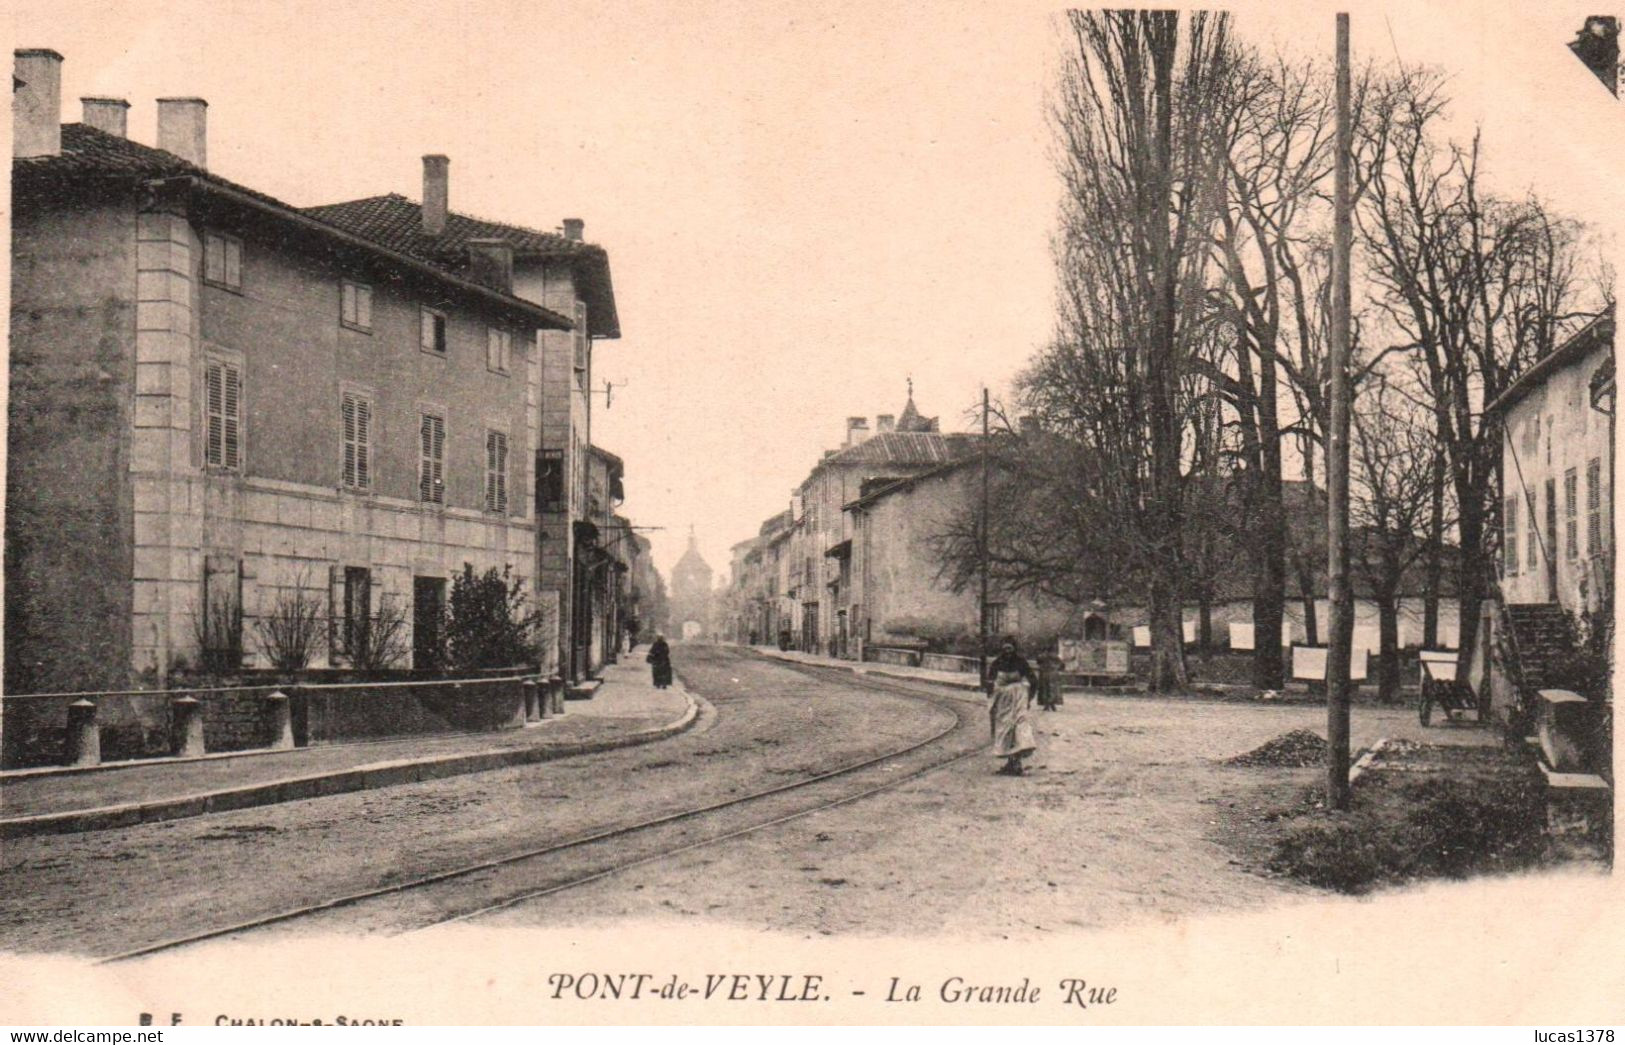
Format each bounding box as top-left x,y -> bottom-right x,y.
669,527 -> 715,640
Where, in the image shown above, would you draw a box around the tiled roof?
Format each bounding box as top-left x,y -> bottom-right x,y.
14,123 -> 284,210
15,124 -> 572,330
303,194 -> 620,339
820,431 -> 974,470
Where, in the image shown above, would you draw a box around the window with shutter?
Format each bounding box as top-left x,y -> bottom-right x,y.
486,430 -> 509,513
342,392 -> 371,490
204,232 -> 243,290
1504,496 -> 1518,575
1526,487 -> 1538,570
487,328 -> 511,374
420,413 -> 445,503
341,281 -> 372,331
420,308 -> 447,355
206,359 -> 242,470
1588,457 -> 1603,557
1565,468 -> 1579,559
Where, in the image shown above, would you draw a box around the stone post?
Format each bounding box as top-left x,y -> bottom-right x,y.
65,699 -> 100,767
170,695 -> 205,757
264,690 -> 294,750
548,675 -> 566,717
523,678 -> 540,723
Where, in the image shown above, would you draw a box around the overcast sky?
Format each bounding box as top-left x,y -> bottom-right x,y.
10,1 -> 1621,585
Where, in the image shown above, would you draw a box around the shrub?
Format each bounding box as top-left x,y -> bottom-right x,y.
350,592 -> 411,673
191,593 -> 244,676
254,574 -> 326,675
444,564 -> 539,671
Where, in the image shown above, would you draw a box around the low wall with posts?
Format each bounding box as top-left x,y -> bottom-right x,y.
865,647 -> 922,667
920,653 -> 980,674
0,673 -> 554,770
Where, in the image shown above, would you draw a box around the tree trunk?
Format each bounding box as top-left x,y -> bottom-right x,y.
1148,570 -> 1189,692
1252,480 -> 1286,689
1377,592 -> 1401,704
1423,443 -> 1445,648
1454,493 -> 1487,680
1199,595 -> 1213,650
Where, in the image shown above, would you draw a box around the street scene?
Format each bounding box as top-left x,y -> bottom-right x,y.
0,0 -> 1619,1026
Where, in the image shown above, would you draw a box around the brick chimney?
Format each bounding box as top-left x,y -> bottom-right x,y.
157,97 -> 207,167
845,416 -> 870,447
467,238 -> 514,294
422,154 -> 449,237
876,414 -> 895,433
13,49 -> 63,158
81,96 -> 129,137
562,218 -> 584,241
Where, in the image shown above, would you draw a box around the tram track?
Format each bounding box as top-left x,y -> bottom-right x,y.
96,651 -> 987,963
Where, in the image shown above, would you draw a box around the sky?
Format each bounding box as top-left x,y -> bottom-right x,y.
9,0 -> 1622,586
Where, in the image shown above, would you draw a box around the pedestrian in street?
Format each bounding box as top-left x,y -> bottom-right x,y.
986,637 -> 1038,776
647,632 -> 673,689
1036,650 -> 1064,712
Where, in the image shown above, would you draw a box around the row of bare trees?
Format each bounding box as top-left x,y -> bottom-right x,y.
935,10 -> 1608,694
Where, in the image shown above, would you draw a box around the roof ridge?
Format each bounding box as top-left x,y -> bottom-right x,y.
304,192 -> 591,250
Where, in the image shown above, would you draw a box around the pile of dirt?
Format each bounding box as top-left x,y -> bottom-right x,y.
1225,729 -> 1328,768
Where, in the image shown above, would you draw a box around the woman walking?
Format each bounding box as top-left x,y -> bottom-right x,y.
646,633 -> 673,689
986,638 -> 1038,776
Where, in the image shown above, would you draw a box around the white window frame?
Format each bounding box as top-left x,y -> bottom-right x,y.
204,357 -> 243,471
203,231 -> 243,291
485,429 -> 509,514
341,280 -> 373,332
341,390 -> 373,491
487,326 -> 512,374
419,412 -> 446,505
420,307 -> 447,356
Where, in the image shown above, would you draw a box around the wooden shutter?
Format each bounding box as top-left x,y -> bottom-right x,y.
206,361 -> 224,466
486,431 -> 508,513
222,363 -> 241,468
420,414 -> 444,503
342,394 -> 357,487
342,393 -> 371,489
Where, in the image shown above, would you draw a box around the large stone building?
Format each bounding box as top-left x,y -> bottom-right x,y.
5,48 -> 629,692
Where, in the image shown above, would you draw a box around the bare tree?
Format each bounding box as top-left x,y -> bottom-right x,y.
1356,68 -> 1596,677
1043,10 -> 1237,690
1350,378 -> 1448,701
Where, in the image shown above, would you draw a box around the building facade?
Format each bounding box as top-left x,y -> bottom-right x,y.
668,530 -> 715,641
5,48 -> 629,693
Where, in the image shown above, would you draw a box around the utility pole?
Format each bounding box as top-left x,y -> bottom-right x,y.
979,386 -> 991,691
1327,11 -> 1354,810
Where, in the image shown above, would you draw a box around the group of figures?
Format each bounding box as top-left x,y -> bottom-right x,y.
985,639 -> 1062,777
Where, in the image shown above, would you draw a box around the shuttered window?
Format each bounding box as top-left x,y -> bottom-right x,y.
204,232 -> 242,290
1588,457 -> 1604,557
573,300 -> 588,390
205,359 -> 242,470
487,328 -> 512,373
342,392 -> 372,490
1504,496 -> 1518,575
420,308 -> 447,355
485,430 -> 509,513
419,413 -> 445,504
1565,468 -> 1579,559
341,281 -> 372,331
1526,487 -> 1539,570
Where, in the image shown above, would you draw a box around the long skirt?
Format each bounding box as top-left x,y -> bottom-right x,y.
990,673 -> 1036,760
651,661 -> 673,688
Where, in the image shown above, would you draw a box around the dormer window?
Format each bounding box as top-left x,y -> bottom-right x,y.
203,231 -> 242,291
420,307 -> 447,356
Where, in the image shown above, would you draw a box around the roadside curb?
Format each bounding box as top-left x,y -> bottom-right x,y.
0,692 -> 700,840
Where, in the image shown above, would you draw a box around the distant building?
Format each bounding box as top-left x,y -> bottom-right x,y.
785,390 -> 976,657
668,528 -> 715,640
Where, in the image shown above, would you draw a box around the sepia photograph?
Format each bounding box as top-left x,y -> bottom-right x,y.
0,0 -> 1619,1027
